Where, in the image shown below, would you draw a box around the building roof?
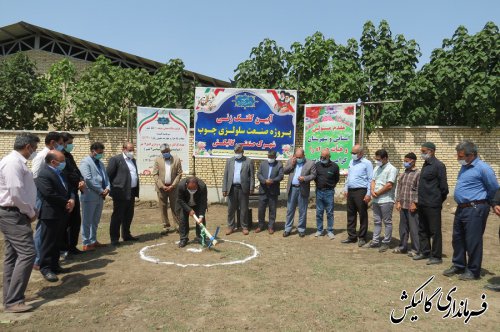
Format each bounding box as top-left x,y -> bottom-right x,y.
0,21 -> 231,87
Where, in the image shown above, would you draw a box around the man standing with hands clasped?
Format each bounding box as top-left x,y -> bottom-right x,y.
0,133 -> 40,313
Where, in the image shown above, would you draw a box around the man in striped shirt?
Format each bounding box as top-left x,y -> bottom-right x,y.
394,152 -> 420,256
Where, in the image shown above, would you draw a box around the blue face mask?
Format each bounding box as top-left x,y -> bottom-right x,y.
94,153 -> 103,160
163,153 -> 171,159
55,143 -> 64,151
296,158 -> 305,164
56,161 -> 66,171
403,162 -> 412,168
65,144 -> 74,153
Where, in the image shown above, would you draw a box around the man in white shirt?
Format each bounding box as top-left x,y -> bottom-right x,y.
0,132 -> 40,313
107,142 -> 140,245
153,144 -> 183,235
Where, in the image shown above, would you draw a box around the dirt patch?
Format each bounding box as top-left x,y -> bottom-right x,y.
1,199 -> 499,331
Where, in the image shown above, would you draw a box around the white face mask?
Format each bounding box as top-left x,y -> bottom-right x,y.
125,151 -> 134,159
352,154 -> 361,161
421,153 -> 430,160
268,158 -> 275,164
458,159 -> 468,166
188,189 -> 197,194
375,160 -> 383,167
235,153 -> 243,159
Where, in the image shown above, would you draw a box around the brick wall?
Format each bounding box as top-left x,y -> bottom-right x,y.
0,127 -> 498,193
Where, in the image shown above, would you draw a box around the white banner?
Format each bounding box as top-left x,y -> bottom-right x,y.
136,107 -> 190,175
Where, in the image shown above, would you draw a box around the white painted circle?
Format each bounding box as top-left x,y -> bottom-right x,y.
139,239 -> 259,268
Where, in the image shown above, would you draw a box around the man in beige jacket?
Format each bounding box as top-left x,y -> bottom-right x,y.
153,143 -> 183,234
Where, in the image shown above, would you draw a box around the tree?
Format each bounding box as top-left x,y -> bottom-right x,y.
150,58 -> 186,109
0,53 -> 46,129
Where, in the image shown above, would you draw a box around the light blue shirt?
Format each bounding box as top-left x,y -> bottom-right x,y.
48,165 -> 66,190
344,157 -> 373,195
233,159 -> 242,184
123,153 -> 138,188
267,164 -> 274,179
372,162 -> 398,204
454,157 -> 499,204
291,163 -> 304,185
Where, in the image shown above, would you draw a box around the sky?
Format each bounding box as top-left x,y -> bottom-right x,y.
1,0 -> 498,82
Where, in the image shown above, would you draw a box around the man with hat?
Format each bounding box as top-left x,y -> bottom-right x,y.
222,144 -> 255,235
443,140 -> 498,280
413,142 -> 448,265
256,150 -> 284,234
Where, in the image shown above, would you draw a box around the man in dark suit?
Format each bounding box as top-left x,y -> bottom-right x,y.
222,144 -> 255,235
35,150 -> 75,282
176,177 -> 208,248
107,142 -> 140,246
283,147 -> 316,237
256,150 -> 284,234
61,132 -> 86,256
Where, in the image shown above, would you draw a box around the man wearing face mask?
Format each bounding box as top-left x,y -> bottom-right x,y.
107,142 -> 140,245
443,140 -> 498,280
35,150 -> 75,282
342,145 -> 373,247
31,131 -> 64,269
0,133 -> 39,312
153,143 -> 183,235
60,132 -> 86,256
222,144 -> 255,235
314,148 -> 340,239
394,152 -> 420,256
176,177 -> 208,247
414,142 -> 448,265
256,150 -> 284,234
79,142 -> 110,251
283,147 -> 316,237
366,149 -> 398,252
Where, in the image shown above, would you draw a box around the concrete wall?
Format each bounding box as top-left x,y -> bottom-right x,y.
0,126 -> 498,202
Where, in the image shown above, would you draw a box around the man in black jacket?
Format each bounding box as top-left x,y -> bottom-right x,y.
61,132 -> 86,256
176,177 -> 208,248
413,142 -> 449,265
107,142 -> 140,245
35,150 -> 75,282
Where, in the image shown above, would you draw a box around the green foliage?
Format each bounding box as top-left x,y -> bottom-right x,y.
0,53 -> 46,129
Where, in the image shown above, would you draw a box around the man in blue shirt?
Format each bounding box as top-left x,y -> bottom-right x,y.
342,145 -> 373,247
443,140 -> 499,280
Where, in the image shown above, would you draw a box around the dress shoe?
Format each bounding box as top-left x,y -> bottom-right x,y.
53,266 -> 70,274
42,271 -> 59,282
242,228 -> 249,235
298,232 -> 306,238
484,283 -> 500,292
283,231 -> 291,237
111,240 -> 121,246
254,227 -> 262,233
341,238 -> 357,244
458,270 -> 479,281
82,245 -> 95,251
4,302 -> 33,313
93,241 -> 107,247
178,240 -> 188,248
366,241 -> 380,249
412,253 -> 430,261
443,265 -> 465,277
225,227 -> 234,235
123,235 -> 139,241
358,239 -> 366,247
68,248 -> 83,255
268,228 -> 274,235
426,257 -> 443,265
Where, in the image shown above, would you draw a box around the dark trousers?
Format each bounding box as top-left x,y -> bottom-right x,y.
227,185 -> 249,229
110,197 -> 135,241
346,188 -> 368,240
418,205 -> 443,259
452,204 -> 489,277
179,210 -> 205,241
38,218 -> 64,274
66,195 -> 81,250
398,209 -> 420,253
258,194 -> 278,229
0,209 -> 36,307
